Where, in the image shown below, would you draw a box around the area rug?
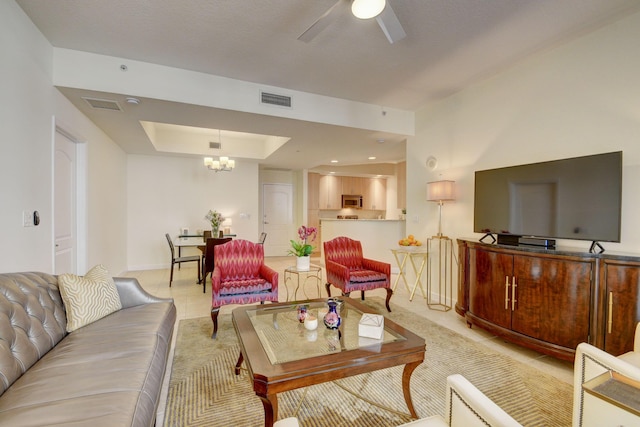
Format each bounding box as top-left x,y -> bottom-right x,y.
164,299 -> 573,426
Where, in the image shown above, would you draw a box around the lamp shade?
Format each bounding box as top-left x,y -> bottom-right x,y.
351,0 -> 386,19
427,180 -> 456,202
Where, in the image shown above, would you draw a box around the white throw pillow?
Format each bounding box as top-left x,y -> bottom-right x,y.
58,264 -> 122,332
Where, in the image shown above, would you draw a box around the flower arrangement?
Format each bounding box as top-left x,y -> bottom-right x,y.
288,225 -> 317,257
204,210 -> 224,230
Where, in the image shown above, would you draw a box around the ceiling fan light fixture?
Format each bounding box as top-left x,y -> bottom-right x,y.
351,0 -> 386,20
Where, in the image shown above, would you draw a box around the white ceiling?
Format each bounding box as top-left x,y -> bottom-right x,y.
16,0 -> 640,171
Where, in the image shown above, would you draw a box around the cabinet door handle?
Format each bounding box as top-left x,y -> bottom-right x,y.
505,276 -> 510,310
608,291 -> 613,334
511,277 -> 517,311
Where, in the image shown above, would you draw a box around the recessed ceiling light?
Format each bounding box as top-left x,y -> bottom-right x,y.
368,156 -> 376,160
331,160 -> 338,163
329,171 -> 336,174
125,97 -> 141,105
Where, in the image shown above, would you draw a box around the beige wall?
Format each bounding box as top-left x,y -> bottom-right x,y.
406,9 -> 640,299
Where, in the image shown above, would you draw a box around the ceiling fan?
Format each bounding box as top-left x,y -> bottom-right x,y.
298,0 -> 406,44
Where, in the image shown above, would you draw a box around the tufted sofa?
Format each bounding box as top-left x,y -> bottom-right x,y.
0,272 -> 176,427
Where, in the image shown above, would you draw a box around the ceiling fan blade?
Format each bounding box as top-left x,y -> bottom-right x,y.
298,0 -> 348,43
376,2 -> 406,44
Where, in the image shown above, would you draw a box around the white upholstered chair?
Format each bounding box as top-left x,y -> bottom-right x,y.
399,374 -> 521,427
273,374 -> 520,427
273,417 -> 298,427
573,323 -> 640,427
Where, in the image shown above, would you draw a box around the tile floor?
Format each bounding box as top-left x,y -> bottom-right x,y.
127,256 -> 574,425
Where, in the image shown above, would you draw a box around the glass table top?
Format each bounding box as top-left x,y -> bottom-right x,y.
247,299 -> 406,364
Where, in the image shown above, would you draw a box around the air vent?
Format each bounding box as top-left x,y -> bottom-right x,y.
261,91 -> 292,108
82,97 -> 122,111
209,141 -> 222,150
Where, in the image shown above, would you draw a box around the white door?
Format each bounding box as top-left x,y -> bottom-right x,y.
262,183 -> 293,256
54,130 -> 76,274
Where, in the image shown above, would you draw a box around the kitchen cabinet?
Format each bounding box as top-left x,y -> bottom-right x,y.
341,176 -> 364,195
319,175 -> 342,209
363,177 -> 386,210
460,240 -> 594,361
308,173 -> 320,210
598,258 -> 640,356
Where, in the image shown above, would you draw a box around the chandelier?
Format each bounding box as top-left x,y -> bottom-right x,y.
204,156 -> 235,172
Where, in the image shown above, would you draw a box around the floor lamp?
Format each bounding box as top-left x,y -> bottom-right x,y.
426,180 -> 455,311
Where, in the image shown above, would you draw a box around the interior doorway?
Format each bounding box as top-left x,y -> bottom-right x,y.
53,125 -> 86,274
262,183 -> 293,256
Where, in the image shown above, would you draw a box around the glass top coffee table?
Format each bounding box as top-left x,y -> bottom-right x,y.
232,297 -> 426,427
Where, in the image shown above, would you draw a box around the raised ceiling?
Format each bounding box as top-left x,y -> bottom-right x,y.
16,0 -> 640,171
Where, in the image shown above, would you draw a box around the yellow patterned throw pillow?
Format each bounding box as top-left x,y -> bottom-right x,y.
58,264 -> 122,332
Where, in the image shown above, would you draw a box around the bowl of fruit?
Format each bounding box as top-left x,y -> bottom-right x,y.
398,235 -> 422,250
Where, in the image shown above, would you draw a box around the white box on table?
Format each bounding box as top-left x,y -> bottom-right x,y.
358,313 -> 384,339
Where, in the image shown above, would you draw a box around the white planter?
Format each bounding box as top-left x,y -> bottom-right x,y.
296,256 -> 310,271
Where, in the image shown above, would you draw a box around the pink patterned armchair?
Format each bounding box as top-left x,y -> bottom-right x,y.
211,239 -> 278,338
324,236 -> 392,312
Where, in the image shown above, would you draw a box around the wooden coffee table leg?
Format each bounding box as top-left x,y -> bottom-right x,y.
235,352 -> 244,375
402,361 -> 421,418
258,393 -> 278,427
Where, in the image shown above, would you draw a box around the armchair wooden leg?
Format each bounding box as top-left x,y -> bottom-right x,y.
211,307 -> 220,339
325,283 -> 332,297
361,291 -> 365,301
385,288 -> 393,312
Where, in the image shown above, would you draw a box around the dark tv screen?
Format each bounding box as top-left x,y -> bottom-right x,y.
474,151 -> 622,243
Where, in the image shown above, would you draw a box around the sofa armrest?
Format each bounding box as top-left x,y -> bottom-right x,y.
259,264 -> 279,292
446,374 -> 522,427
362,257 -> 390,276
633,323 -> 640,352
573,343 -> 640,426
397,374 -> 521,427
113,276 -> 174,308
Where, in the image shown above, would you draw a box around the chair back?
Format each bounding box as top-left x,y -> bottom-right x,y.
324,236 -> 363,268
215,239 -> 264,280
165,233 -> 176,259
203,230 -> 212,241
258,232 -> 267,245
204,237 -> 232,272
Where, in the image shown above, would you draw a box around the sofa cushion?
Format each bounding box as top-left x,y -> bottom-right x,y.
58,265 -> 122,332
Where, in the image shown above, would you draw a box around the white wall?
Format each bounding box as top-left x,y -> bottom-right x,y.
0,1 -> 128,274
127,155 -> 259,270
406,10 -> 640,299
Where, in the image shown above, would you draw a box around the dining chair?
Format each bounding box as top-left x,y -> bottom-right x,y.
324,236 -> 392,311
165,233 -> 201,286
211,239 -> 278,338
258,232 -> 267,245
201,237 -> 232,293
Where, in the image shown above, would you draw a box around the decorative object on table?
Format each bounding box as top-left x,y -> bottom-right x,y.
288,225 -> 317,271
398,234 -> 422,247
426,179 -> 456,311
222,218 -> 232,235
297,304 -> 308,323
358,313 -> 384,339
304,313 -> 318,331
205,209 -> 224,238
323,300 -> 341,329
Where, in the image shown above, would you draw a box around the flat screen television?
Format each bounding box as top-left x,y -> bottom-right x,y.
474,151 -> 622,249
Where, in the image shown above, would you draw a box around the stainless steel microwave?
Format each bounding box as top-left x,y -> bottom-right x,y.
342,194 -> 363,209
